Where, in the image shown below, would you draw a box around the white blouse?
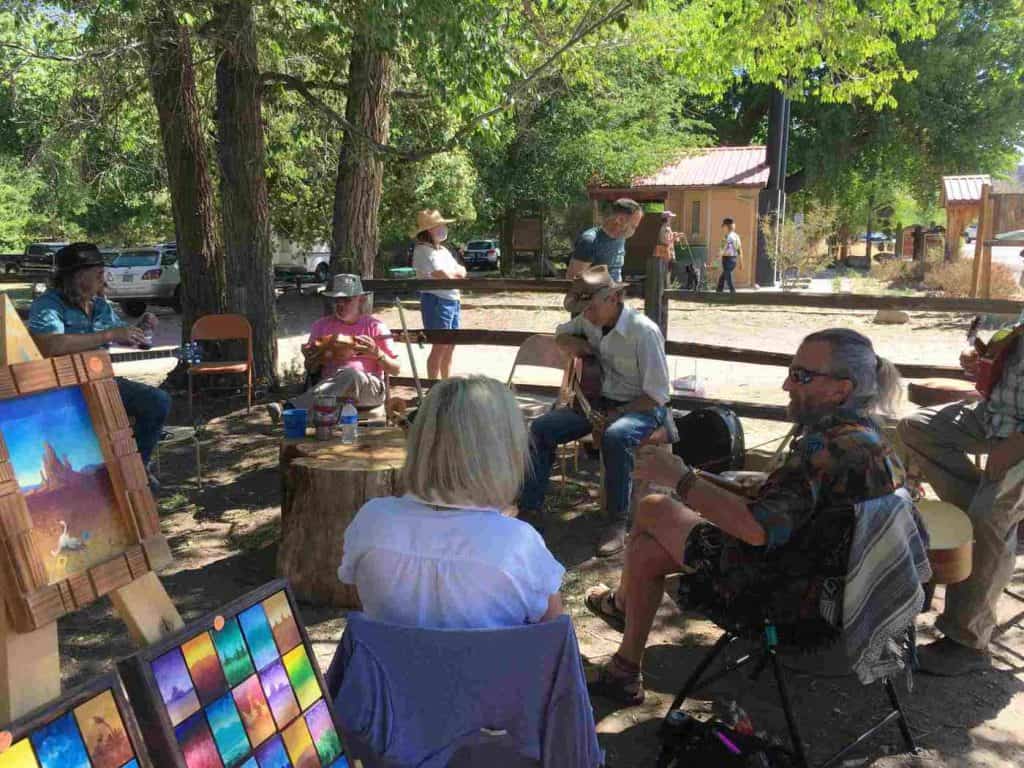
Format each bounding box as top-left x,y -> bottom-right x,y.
338,495 -> 565,629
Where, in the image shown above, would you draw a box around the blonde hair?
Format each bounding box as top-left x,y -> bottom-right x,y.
403,376 -> 528,508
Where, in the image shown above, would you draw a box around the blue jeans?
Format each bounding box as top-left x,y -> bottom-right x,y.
608,266 -> 622,282
521,404 -> 667,524
717,257 -> 736,293
116,377 -> 171,465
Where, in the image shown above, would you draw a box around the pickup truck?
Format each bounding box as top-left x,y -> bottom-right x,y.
273,238 -> 331,283
0,242 -> 70,276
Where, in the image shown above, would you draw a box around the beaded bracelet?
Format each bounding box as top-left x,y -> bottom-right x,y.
675,466 -> 699,500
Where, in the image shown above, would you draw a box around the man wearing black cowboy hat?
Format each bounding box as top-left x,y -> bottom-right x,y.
518,265 -> 671,556
28,242 -> 171,489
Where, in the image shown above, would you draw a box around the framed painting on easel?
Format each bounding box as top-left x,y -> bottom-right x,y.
0,349 -> 172,633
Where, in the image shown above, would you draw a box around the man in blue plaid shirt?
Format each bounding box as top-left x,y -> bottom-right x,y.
899,326 -> 1024,675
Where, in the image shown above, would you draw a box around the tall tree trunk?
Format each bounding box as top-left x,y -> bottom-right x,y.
331,25 -> 393,278
500,209 -> 516,276
144,0 -> 227,358
213,0 -> 278,386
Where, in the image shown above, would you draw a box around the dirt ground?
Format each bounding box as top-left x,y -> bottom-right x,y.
54,291 -> 1024,767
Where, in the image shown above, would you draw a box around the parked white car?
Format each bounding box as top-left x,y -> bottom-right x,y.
273,237 -> 331,282
464,238 -> 501,270
105,243 -> 180,316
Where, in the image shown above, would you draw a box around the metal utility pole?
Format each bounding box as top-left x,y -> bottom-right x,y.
756,88 -> 791,287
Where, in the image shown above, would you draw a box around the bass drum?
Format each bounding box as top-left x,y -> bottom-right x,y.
673,406 -> 745,474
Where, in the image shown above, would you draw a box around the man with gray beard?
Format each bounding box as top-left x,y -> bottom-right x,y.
582,329 -> 907,706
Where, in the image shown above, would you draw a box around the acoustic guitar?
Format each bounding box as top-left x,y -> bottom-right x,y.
566,353 -> 602,420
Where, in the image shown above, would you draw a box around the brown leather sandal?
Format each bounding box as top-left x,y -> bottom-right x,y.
584,583 -> 626,633
586,655 -> 645,707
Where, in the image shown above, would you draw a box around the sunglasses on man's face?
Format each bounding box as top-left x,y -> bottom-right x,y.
787,366 -> 841,385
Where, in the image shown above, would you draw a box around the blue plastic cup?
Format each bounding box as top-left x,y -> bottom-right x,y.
283,409 -> 307,438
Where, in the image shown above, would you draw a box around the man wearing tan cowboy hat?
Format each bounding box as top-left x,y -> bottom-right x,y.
411,208 -> 466,379
268,274 -> 400,422
519,265 -> 672,556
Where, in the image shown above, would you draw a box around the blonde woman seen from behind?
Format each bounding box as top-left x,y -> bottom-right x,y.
337,376 -> 565,629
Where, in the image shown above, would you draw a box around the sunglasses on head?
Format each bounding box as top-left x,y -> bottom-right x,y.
787,366 -> 843,385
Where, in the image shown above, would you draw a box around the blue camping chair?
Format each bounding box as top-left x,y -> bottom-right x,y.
325,613 -> 603,768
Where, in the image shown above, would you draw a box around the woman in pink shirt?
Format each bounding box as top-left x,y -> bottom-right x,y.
288,275 -> 401,412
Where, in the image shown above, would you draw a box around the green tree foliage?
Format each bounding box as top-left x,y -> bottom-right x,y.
790,0 -> 1024,230
0,5 -> 171,246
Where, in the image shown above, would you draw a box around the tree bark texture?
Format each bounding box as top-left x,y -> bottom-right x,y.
144,1 -> 227,350
331,26 -> 393,278
213,0 -> 278,386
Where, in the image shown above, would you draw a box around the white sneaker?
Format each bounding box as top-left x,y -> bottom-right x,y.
266,402 -> 283,425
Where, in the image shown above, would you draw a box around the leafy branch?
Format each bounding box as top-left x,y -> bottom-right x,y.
263,0 -> 638,162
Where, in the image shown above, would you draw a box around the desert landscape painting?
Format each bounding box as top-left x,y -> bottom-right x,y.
0,387 -> 128,585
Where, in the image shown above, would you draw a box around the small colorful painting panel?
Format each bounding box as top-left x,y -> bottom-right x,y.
258,661 -> 300,731
212,619 -> 254,689
181,633 -> 228,706
152,649 -> 201,727
205,694 -> 250,768
281,647 -> 319,712
281,719 -> 318,768
252,736 -> 289,768
173,712 -> 221,768
72,690 -> 135,768
261,592 -> 301,656
231,676 -> 275,750
0,675 -> 148,768
303,701 -> 342,766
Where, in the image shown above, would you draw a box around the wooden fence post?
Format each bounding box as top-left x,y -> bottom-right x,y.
971,184 -> 992,298
644,255 -> 667,334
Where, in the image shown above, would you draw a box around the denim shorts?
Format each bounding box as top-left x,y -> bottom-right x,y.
420,293 -> 461,330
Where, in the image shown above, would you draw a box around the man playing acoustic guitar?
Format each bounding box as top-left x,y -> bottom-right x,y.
518,265 -> 671,557
899,319 -> 1024,675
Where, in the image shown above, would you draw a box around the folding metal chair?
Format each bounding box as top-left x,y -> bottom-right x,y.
187,313 -> 253,422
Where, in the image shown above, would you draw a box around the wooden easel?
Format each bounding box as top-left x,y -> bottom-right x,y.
970,182 -> 1024,299
0,294 -> 183,723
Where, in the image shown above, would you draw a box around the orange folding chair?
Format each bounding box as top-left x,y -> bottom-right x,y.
187,313 -> 254,422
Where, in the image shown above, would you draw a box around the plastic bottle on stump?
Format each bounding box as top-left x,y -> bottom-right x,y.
340,401 -> 358,444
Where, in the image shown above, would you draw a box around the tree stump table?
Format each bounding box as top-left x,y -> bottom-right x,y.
278,426 -> 406,609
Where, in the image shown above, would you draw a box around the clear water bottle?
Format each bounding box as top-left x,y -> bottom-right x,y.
340,401 -> 358,445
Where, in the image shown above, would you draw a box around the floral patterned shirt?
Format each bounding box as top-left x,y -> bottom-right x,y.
680,410 -> 906,644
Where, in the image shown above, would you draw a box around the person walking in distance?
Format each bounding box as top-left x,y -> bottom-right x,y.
717,217 -> 741,293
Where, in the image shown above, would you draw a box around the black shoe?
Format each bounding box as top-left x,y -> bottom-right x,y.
917,637 -> 991,676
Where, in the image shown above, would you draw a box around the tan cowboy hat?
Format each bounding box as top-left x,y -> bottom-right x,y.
563,265 -> 628,314
410,209 -> 456,238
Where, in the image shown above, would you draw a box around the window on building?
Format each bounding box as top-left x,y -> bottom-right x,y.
690,201 -> 701,236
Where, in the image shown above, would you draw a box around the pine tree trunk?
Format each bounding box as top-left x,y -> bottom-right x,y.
331,27 -> 393,278
213,0 -> 278,386
144,0 -> 227,361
